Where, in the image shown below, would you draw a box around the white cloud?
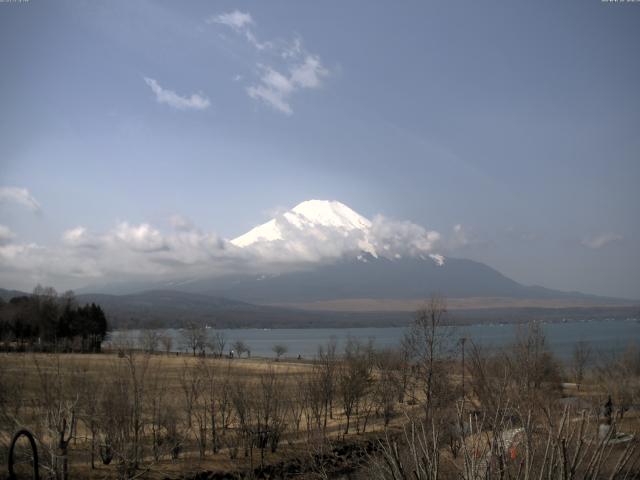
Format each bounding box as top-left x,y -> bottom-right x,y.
62,226 -> 96,248
247,55 -> 328,115
1,220 -> 241,290
144,77 -> 210,111
111,222 -> 167,252
581,232 -> 623,249
247,78 -> 294,115
290,55 -> 328,89
0,240 -> 105,291
281,38 -> 303,59
207,10 -> 253,30
208,10 -> 271,50
0,224 -> 15,244
0,186 -> 41,212
262,67 -> 295,94
244,30 -> 272,51
209,10 -> 329,114
369,216 -> 441,258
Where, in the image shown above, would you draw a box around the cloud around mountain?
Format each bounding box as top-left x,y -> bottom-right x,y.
231,200 -> 443,263
0,199 -> 460,292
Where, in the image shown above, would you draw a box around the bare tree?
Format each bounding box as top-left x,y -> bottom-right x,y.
317,338 -> 338,430
304,366 -> 326,436
404,295 -> 452,416
33,355 -> 77,480
371,400 -> 640,480
216,362 -> 234,437
210,331 -> 226,358
147,359 -> 168,462
595,342 -> 640,420
200,358 -> 222,454
373,348 -> 405,427
139,330 -> 160,354
253,368 -> 287,466
272,343 -> 288,361
97,349 -> 150,478
232,340 -> 249,358
511,321 -> 561,410
338,338 -> 373,434
181,322 -> 206,356
71,362 -> 103,470
370,417 -> 441,480
159,333 -> 173,355
122,350 -> 149,473
287,379 -> 306,436
179,360 -> 201,431
192,360 -> 208,458
467,342 -> 510,419
571,340 -> 591,389
230,377 -> 253,461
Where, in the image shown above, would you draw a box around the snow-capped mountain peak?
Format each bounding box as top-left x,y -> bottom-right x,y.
231,200 -> 371,248
231,199 -> 444,266
289,200 -> 372,230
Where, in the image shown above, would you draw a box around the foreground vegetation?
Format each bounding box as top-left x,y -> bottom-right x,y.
1,297 -> 639,479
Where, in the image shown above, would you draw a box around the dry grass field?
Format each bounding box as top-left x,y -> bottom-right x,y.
0,350 -> 421,479
1,318 -> 639,480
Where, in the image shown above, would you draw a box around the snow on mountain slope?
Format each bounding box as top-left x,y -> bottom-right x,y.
290,200 -> 372,230
231,199 -> 443,265
231,218 -> 283,247
232,200 -> 371,247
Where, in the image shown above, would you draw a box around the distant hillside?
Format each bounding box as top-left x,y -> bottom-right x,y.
0,287 -> 408,328
2,287 -> 637,330
74,290 -> 326,329
170,255 -> 628,305
0,288 -> 29,302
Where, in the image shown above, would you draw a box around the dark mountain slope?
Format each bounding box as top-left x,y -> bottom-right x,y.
175,255 -> 615,304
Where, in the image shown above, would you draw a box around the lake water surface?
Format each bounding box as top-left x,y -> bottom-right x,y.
110,318 -> 640,362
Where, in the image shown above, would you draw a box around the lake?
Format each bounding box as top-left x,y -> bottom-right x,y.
108,318 -> 640,363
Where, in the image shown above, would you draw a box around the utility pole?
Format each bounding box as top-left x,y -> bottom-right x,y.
460,337 -> 467,401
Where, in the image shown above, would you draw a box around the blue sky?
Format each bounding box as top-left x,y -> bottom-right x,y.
0,0 -> 639,298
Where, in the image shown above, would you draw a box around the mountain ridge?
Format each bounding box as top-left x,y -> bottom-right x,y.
166,254 -> 632,305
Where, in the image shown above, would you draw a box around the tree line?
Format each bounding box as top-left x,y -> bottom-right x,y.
0,285 -> 108,352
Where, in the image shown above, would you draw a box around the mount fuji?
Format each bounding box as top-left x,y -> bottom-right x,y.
232,200 -> 375,250
65,199 -> 636,326
152,200 -> 620,308
229,199 -> 445,266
